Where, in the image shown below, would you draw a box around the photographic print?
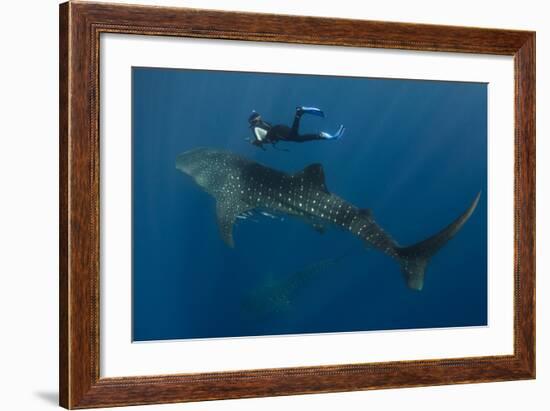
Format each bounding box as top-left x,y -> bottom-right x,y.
132,67 -> 487,342
60,4 -> 535,406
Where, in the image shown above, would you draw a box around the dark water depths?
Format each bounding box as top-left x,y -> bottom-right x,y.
132,67 -> 487,341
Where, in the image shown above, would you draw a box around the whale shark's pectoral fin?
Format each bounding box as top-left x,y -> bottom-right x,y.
293,163 -> 329,193
215,198 -> 252,248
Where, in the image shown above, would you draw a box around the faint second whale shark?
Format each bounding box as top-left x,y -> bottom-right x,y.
242,253 -> 351,317
176,148 -> 480,290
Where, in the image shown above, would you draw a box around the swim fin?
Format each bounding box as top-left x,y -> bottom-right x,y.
320,125 -> 345,140
297,106 -> 325,117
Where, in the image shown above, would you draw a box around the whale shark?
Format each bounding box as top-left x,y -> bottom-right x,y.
242,253 -> 351,317
176,147 -> 480,290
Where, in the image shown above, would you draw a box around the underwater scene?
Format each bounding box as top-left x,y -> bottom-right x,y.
132,67 -> 487,342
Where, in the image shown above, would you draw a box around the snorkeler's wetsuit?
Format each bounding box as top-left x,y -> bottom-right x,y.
249,106 -> 344,148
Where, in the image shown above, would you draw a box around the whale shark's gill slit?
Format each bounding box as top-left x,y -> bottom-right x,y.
259,211 -> 284,221
236,210 -> 285,223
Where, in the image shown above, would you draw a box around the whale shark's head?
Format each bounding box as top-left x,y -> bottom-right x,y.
176,147 -> 240,193
177,147 -> 212,174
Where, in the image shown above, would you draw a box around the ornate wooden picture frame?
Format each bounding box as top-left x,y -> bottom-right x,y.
59,1 -> 535,408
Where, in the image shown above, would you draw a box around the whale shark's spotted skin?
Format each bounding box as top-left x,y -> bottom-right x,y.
177,148 -> 480,290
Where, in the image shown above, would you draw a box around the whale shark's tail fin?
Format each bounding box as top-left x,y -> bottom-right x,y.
394,192 -> 481,291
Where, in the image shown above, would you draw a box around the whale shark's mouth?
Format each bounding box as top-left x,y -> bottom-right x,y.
175,152 -> 192,174
175,148 -> 210,175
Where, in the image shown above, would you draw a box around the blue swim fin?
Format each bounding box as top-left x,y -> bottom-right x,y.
297,106 -> 325,117
320,125 -> 345,140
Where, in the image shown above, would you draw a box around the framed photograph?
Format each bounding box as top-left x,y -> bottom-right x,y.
59,1 -> 535,409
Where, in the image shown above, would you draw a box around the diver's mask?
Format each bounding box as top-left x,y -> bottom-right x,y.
248,111 -> 269,143
248,111 -> 262,126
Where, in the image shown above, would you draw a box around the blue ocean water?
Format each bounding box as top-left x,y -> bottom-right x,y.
132,67 -> 487,342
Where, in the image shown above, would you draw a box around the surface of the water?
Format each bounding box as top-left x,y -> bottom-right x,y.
132,67 -> 488,341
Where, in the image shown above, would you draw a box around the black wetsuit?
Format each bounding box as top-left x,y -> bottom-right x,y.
266,110 -> 327,143
251,110 -> 326,148
249,107 -> 344,149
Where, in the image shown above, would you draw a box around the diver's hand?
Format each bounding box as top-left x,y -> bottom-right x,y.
250,140 -> 266,150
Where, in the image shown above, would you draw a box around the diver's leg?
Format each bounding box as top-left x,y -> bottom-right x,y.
291,106 -> 325,136
296,106 -> 325,118
292,126 -> 345,142
290,110 -> 304,136
292,133 -> 325,142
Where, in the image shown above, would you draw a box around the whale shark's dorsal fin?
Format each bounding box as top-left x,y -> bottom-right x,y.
215,198 -> 252,248
294,163 -> 328,193
359,208 -> 372,218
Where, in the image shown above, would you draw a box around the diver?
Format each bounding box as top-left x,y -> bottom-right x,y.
248,106 -> 345,149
